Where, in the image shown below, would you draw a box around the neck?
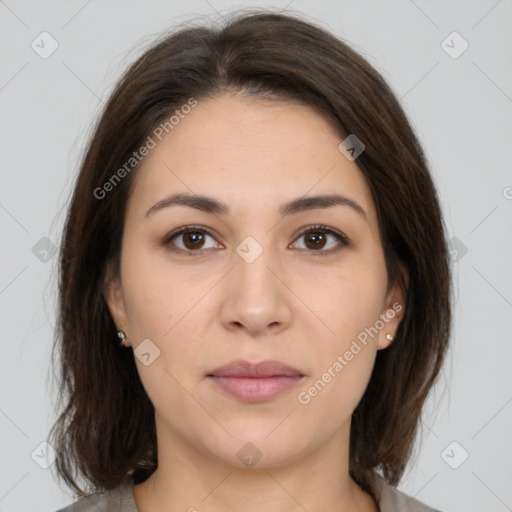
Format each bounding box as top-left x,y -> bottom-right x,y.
132,414 -> 378,512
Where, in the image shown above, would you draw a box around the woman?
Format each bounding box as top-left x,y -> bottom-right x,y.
50,10 -> 451,512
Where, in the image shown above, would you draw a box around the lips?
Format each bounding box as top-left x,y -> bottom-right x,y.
207,360 -> 305,402
207,359 -> 304,378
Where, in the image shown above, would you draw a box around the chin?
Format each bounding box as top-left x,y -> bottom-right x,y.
206,435 -> 308,471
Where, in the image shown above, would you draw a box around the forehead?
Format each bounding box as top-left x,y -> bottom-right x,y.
126,93 -> 377,228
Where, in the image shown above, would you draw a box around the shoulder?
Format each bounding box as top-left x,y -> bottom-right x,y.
369,472 -> 442,512
54,482 -> 137,512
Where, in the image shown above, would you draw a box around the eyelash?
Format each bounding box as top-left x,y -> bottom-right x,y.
162,224 -> 349,257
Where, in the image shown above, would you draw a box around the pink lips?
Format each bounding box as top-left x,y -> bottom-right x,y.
207,359 -> 305,402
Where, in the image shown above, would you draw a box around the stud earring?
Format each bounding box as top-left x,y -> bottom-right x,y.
385,333 -> 394,341
117,330 -> 128,347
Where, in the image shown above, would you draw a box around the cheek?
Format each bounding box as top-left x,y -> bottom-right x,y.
123,277 -> 172,341
121,250 -> 210,380
298,262 -> 385,400
297,329 -> 378,425
306,263 -> 386,340
120,241 -> 196,340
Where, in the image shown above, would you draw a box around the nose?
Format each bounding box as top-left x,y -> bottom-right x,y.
219,244 -> 292,339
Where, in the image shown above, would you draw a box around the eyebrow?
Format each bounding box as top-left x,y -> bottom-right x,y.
145,192 -> 368,222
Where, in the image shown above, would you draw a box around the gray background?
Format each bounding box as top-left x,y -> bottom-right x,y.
1,1 -> 511,511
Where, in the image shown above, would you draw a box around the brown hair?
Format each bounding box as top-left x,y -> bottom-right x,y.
49,9 -> 452,498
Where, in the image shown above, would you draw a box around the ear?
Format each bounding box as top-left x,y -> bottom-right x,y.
103,261 -> 131,346
377,262 -> 408,350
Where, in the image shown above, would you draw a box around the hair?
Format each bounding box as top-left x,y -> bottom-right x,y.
49,8 -> 452,499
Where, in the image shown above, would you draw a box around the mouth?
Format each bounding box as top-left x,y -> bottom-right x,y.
206,359 -> 306,403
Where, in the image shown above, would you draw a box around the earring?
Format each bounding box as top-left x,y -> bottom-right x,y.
385,333 -> 394,341
117,330 -> 128,347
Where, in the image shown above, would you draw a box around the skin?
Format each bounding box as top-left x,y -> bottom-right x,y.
104,92 -> 407,512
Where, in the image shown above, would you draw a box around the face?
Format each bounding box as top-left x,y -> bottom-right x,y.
104,93 -> 406,469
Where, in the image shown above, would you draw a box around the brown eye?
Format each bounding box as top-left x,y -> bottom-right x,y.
291,225 -> 348,255
304,231 -> 328,250
163,224 -> 348,256
181,231 -> 206,250
164,227 -> 221,254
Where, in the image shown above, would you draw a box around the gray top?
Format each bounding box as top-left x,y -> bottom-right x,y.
54,473 -> 441,512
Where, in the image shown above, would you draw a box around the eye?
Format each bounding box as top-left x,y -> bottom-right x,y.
163,226 -> 222,255
290,224 -> 348,255
162,224 -> 348,256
